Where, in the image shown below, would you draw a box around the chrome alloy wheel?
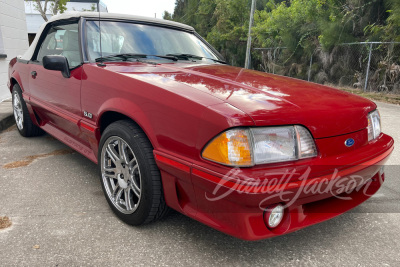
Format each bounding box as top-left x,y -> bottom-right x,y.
101,136 -> 142,214
13,91 -> 24,130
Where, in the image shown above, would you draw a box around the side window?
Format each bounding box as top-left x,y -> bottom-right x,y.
37,23 -> 81,69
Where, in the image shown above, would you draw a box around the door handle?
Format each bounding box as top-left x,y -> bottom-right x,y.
31,71 -> 37,78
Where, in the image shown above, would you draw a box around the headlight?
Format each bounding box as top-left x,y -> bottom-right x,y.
367,110 -> 381,141
202,125 -> 317,167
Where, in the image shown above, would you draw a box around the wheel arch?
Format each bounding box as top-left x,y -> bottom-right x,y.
10,77 -> 18,92
97,109 -> 158,150
9,75 -> 23,93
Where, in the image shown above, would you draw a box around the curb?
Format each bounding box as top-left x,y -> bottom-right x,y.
0,114 -> 14,133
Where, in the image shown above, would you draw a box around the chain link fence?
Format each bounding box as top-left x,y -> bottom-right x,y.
254,42 -> 400,93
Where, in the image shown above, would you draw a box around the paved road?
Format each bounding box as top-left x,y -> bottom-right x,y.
0,102 -> 399,266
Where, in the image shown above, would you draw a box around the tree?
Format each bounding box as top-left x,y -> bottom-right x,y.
26,0 -> 70,22
81,3 -> 97,12
164,0 -> 398,68
162,11 -> 172,20
365,0 -> 400,42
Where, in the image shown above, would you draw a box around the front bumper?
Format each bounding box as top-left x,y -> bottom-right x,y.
155,133 -> 394,240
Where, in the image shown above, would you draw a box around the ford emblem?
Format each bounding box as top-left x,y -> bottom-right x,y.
345,138 -> 355,147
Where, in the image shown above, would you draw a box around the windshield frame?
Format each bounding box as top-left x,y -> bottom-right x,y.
82,17 -> 225,64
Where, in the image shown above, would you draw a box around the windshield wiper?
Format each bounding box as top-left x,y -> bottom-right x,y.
166,53 -> 202,60
95,53 -> 178,63
166,53 -> 227,64
96,53 -> 145,62
95,53 -> 226,64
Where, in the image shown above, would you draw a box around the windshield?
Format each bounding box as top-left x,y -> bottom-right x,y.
85,20 -> 220,62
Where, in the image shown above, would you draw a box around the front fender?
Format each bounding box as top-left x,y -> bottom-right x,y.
97,98 -> 159,149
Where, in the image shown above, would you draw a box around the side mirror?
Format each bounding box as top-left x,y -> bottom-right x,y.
43,55 -> 70,78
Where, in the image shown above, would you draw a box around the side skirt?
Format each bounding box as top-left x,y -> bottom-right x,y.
40,122 -> 98,163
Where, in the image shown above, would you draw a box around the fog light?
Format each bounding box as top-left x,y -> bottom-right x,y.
265,204 -> 284,228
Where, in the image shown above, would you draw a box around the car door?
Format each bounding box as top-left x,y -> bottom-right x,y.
29,21 -> 83,141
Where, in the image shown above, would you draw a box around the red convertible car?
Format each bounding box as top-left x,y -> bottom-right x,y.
8,12 -> 394,240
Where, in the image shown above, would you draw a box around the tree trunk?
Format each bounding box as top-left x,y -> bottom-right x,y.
52,0 -> 60,15
34,0 -> 49,22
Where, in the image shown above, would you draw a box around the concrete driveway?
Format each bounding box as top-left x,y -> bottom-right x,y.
0,102 -> 399,266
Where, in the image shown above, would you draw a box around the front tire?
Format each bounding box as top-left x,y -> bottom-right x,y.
98,120 -> 169,225
12,84 -> 43,137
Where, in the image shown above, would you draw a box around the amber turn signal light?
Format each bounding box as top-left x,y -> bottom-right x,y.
202,129 -> 253,167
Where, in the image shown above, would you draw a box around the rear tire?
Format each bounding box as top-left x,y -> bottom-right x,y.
98,120 -> 169,225
12,84 -> 44,137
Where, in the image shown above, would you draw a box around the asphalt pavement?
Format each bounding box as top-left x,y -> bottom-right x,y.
0,101 -> 399,266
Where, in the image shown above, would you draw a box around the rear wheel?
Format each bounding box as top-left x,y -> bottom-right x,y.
12,84 -> 43,137
98,120 -> 169,225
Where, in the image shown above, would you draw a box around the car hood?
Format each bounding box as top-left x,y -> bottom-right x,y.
106,62 -> 376,139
